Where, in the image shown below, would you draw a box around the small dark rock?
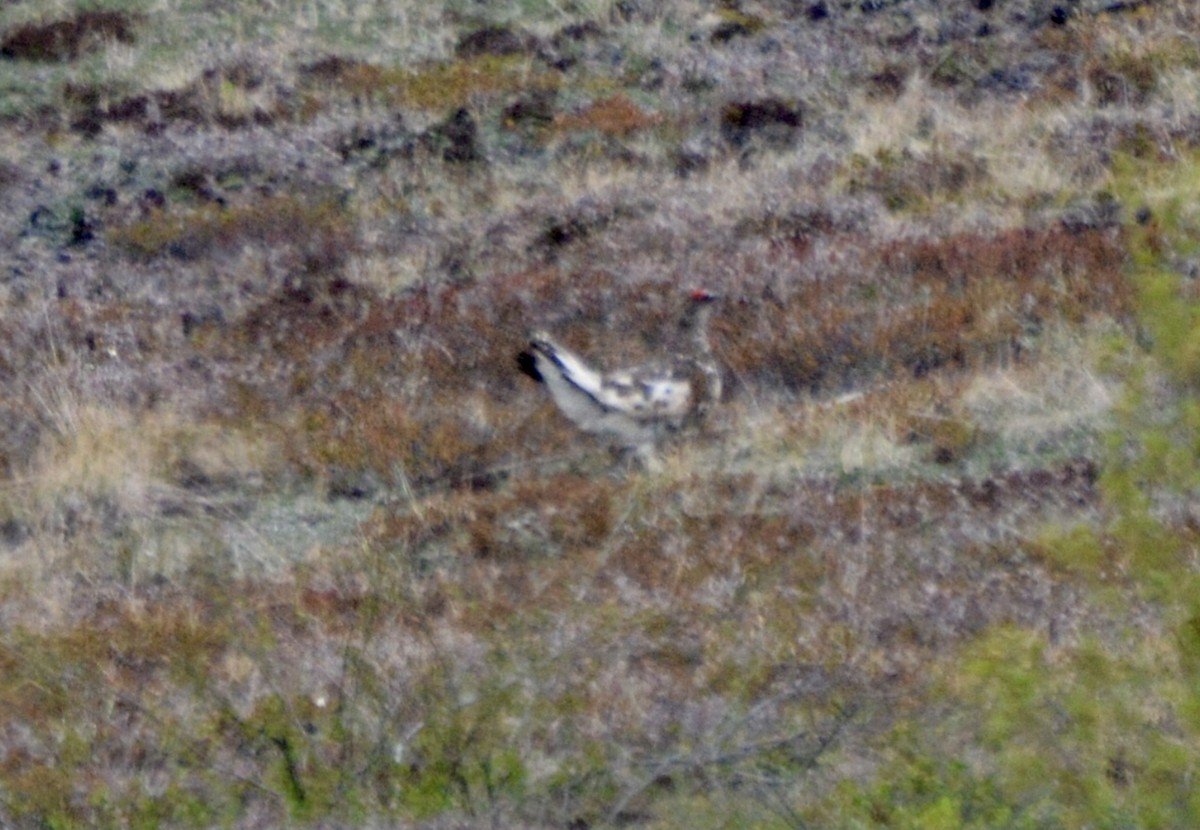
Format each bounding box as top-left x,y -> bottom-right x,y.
720,98 -> 803,147
673,148 -> 708,178
885,27 -> 920,49
181,306 -> 225,337
71,112 -> 104,137
556,21 -> 603,42
327,470 -> 380,501
0,10 -> 138,62
63,81 -> 100,108
503,89 -> 557,131
69,207 -> 95,245
635,57 -> 667,91
85,183 -> 118,205
867,65 -> 909,99
614,0 -> 641,22
172,168 -> 207,193
172,168 -> 222,202
140,188 -> 167,212
0,159 -> 20,191
155,87 -> 207,124
532,200 -> 650,258
711,21 -> 755,43
541,217 -> 588,248
301,54 -> 361,81
0,518 -> 29,548
933,446 -> 956,464
456,26 -> 535,59
537,22 -> 603,70
462,470 -> 504,492
29,205 -> 54,228
106,94 -> 148,122
979,67 -> 1034,93
175,458 -> 213,491
428,108 -> 481,163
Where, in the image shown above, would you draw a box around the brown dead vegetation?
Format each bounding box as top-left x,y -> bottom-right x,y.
554,95 -> 662,137
125,217 -> 1127,495
0,0 -> 1193,825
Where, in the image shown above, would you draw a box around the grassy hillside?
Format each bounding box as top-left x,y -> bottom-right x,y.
2,0 -> 1200,827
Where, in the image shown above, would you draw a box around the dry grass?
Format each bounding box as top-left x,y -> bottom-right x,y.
4,0 -> 1200,827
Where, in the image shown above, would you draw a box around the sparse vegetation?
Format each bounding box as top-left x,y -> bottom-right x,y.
3,0 -> 1200,828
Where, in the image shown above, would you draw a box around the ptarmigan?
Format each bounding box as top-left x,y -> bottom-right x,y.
517,288 -> 722,465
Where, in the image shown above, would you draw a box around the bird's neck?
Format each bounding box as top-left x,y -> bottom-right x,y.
676,304 -> 714,355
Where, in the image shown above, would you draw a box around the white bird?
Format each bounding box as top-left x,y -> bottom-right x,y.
517,288 -> 722,465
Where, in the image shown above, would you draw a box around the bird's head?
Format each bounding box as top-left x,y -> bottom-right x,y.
689,288 -> 720,304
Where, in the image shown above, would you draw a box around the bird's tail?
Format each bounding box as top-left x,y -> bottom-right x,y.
516,348 -> 543,383
516,332 -> 558,383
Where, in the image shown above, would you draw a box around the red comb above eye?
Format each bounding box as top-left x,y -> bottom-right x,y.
690,288 -> 711,301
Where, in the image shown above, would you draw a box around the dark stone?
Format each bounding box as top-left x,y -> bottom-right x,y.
84,183 -> 117,205
0,160 -> 19,190
673,148 -> 708,179
503,89 -> 557,130
181,306 -> 224,337
541,217 -> 587,248
711,21 -> 755,43
0,10 -> 137,61
70,112 -> 104,137
172,168 -> 208,193
107,95 -> 148,121
979,67 -> 1034,93
720,98 -> 803,147
301,54 -> 361,81
429,108 -> 481,163
68,207 -> 95,245
29,205 -> 53,228
172,168 -> 222,202
555,21 -> 603,42
0,518 -> 29,548
455,26 -> 534,58
867,65 -> 909,98
140,188 -> 166,211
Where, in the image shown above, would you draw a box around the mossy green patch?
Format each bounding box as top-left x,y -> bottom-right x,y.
336,54 -> 558,110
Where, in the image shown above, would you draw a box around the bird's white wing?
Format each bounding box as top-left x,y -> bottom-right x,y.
529,336 -> 693,442
532,344 -> 610,427
600,369 -> 692,420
